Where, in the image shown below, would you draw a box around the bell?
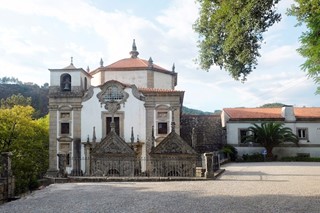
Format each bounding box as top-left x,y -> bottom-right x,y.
63,82 -> 70,91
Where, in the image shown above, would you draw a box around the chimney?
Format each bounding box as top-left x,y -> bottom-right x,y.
281,105 -> 296,122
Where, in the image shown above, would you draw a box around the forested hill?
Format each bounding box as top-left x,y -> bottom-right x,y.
182,106 -> 218,115
0,83 -> 49,117
0,83 -> 217,117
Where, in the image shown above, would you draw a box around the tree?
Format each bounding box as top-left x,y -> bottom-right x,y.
0,93 -> 31,109
0,104 -> 49,194
243,122 -> 298,159
259,102 -> 285,108
193,0 -> 281,81
287,0 -> 320,93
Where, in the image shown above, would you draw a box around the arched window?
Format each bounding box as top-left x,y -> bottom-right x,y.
60,74 -> 71,91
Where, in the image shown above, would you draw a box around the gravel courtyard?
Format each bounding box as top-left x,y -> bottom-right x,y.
1,162 -> 320,213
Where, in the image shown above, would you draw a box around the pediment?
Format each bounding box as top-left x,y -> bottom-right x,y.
92,131 -> 134,155
150,132 -> 197,155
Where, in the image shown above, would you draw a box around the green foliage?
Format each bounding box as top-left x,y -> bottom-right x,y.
244,122 -> 299,159
281,156 -> 320,162
242,153 -> 265,162
182,106 -> 214,115
221,144 -> 238,161
287,0 -> 320,93
0,76 -> 22,84
0,93 -> 32,109
194,0 -> 281,81
259,103 -> 285,108
0,83 -> 48,118
0,105 -> 49,194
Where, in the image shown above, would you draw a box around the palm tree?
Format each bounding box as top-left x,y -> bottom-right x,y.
243,122 -> 299,160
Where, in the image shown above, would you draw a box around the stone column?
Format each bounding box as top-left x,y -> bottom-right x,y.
202,152 -> 214,179
83,143 -> 91,176
57,153 -> 67,178
144,101 -> 155,173
47,105 -> 58,176
1,152 -> 12,177
72,105 -> 82,176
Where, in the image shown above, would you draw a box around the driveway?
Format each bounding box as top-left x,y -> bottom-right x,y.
1,162 -> 320,213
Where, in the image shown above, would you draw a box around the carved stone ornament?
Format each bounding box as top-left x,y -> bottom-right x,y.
96,81 -> 129,112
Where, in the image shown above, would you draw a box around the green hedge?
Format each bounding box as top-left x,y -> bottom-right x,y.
281,157 -> 320,162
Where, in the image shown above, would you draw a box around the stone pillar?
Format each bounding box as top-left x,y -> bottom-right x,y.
47,105 -> 58,176
72,106 -> 82,175
144,101 -> 155,173
202,152 -> 214,179
83,143 -> 91,176
1,152 -> 12,177
57,153 -> 67,178
1,152 -> 14,201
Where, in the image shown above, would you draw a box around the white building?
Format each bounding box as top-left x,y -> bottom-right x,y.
46,40 -> 187,176
221,106 -> 320,158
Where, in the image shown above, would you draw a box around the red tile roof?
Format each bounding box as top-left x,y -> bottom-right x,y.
105,58 -> 170,73
223,107 -> 320,120
138,87 -> 184,94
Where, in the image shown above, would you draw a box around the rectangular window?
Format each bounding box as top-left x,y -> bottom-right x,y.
158,122 -> 168,134
297,128 -> 308,140
106,117 -> 120,135
61,123 -> 70,134
239,129 -> 248,143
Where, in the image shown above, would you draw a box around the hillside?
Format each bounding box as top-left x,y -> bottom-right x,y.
0,83 -> 218,117
0,83 -> 49,117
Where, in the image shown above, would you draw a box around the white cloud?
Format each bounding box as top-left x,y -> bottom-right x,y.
0,0 -> 318,110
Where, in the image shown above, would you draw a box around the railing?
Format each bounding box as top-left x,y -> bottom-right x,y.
57,152 -> 222,178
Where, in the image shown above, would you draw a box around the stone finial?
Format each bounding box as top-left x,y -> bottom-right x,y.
100,58 -> 104,67
151,126 -> 155,147
172,63 -> 175,72
129,39 -> 139,58
92,126 -> 96,142
131,127 -> 135,144
148,57 -> 153,69
170,107 -> 176,133
191,127 -> 196,148
86,66 -> 90,72
71,56 -> 73,65
171,121 -> 176,133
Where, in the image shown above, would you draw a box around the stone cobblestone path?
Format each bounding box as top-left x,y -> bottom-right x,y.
1,162 -> 320,213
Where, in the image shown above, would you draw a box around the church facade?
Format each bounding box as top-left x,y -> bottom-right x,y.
47,40 -> 197,177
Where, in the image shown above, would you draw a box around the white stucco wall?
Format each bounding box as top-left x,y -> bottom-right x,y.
226,121 -> 320,158
50,70 -> 89,87
81,86 -> 146,144
154,72 -> 173,89
91,72 -> 101,86
101,70 -> 148,88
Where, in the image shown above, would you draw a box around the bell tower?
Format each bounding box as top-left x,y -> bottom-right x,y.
47,58 -> 92,176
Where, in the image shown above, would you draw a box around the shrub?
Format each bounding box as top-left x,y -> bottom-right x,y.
221,144 -> 238,161
281,156 -> 320,162
242,153 -> 265,162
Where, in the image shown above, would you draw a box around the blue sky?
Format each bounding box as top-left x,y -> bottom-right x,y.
0,0 -> 318,111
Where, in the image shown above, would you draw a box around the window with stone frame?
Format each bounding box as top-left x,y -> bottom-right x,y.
158,122 -> 168,135
61,122 -> 70,135
239,129 -> 249,143
297,128 -> 308,140
106,117 -> 120,136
